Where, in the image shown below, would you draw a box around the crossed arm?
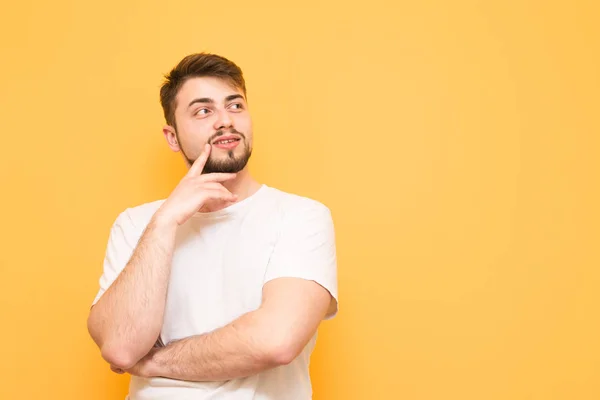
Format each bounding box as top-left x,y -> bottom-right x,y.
87,212 -> 335,381
125,277 -> 332,381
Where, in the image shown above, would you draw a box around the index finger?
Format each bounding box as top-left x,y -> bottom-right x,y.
187,144 -> 211,176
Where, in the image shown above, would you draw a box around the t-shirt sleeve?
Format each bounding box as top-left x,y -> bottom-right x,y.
91,210 -> 138,307
263,201 -> 339,319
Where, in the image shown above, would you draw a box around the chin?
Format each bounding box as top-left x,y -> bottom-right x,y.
203,151 -> 252,174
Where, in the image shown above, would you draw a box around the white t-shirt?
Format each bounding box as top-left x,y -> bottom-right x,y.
92,184 -> 338,400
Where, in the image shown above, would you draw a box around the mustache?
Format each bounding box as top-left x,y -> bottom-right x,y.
209,128 -> 246,144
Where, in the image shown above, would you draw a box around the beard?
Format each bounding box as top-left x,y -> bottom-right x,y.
202,141 -> 252,174
181,129 -> 253,174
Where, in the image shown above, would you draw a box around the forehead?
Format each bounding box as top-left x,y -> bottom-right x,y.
176,77 -> 244,108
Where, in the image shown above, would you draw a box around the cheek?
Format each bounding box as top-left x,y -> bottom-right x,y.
179,118 -> 211,140
235,115 -> 253,135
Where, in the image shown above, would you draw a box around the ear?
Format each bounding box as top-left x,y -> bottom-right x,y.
162,125 -> 180,152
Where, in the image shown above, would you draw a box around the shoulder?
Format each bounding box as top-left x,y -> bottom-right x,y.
263,186 -> 333,223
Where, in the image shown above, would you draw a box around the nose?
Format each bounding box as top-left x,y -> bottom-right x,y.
214,108 -> 233,131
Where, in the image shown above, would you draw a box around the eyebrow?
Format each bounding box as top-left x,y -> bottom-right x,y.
225,94 -> 244,102
188,94 -> 245,108
188,97 -> 213,108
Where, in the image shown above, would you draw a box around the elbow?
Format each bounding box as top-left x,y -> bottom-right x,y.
264,339 -> 300,367
88,313 -> 139,370
100,343 -> 139,370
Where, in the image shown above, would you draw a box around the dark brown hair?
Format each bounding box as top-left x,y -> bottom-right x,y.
159,53 -> 247,128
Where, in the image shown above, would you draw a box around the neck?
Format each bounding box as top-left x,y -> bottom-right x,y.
199,167 -> 261,213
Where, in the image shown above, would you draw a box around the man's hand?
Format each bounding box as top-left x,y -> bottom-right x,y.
155,144 -> 238,226
89,145 -> 240,371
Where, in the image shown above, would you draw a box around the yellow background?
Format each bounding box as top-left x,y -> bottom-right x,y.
1,1 -> 598,399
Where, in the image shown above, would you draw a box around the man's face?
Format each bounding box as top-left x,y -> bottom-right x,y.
168,76 -> 253,174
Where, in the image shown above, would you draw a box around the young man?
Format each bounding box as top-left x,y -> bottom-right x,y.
87,53 -> 338,400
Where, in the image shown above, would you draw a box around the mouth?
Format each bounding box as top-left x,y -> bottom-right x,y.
212,136 -> 241,150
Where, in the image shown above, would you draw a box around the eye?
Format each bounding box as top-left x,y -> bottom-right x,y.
195,108 -> 210,116
229,103 -> 243,111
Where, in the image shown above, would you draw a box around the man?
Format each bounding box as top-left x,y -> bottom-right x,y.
87,53 -> 338,400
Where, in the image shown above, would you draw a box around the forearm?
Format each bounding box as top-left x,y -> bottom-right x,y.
88,215 -> 178,368
129,279 -> 331,382
147,310 -> 284,382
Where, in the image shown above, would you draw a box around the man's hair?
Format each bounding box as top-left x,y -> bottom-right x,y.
159,53 -> 247,128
